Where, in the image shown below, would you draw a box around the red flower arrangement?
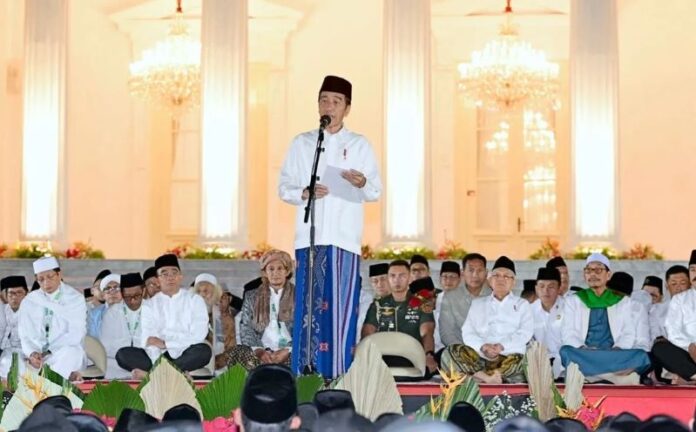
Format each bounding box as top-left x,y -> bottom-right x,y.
409,289 -> 435,311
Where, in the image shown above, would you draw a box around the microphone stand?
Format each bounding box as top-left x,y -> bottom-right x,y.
301,125 -> 325,375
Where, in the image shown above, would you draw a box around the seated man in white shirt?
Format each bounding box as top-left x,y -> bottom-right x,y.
531,267 -> 564,379
651,286 -> 696,385
441,256 -> 533,384
642,276 -> 668,343
18,256 -> 87,380
559,254 -> 651,385
607,272 -> 651,353
120,254 -> 211,379
100,272 -> 146,379
0,276 -> 28,378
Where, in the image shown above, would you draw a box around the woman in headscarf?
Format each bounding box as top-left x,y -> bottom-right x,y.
191,273 -> 236,369
216,250 -> 295,370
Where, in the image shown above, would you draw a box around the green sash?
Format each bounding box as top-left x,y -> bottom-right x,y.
575,288 -> 623,309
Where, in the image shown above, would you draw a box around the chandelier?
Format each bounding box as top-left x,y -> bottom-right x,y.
128,0 -> 200,115
458,0 -> 560,111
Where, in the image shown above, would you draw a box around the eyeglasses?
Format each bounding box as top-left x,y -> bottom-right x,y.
583,267 -> 607,275
6,290 -> 27,297
490,273 -> 514,281
158,270 -> 180,279
441,274 -> 460,280
103,286 -> 120,293
123,294 -> 143,301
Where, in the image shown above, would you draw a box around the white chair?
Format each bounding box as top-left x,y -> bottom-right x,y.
81,335 -> 107,379
357,332 -> 426,381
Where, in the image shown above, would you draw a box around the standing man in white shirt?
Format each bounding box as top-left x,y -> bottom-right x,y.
123,254 -> 210,379
0,276 -> 28,377
279,75 -> 382,379
441,256 -> 533,384
530,268 -> 564,378
101,272 -> 146,379
18,256 -> 87,380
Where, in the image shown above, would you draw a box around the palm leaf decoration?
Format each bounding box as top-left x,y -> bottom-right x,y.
0,369 -> 84,431
563,362 -> 585,411
334,339 -> 402,420
414,365 -> 484,421
139,356 -> 202,418
195,364 -> 247,420
6,352 -> 20,393
296,374 -> 324,404
40,364 -> 86,401
525,341 -> 556,421
82,381 -> 145,418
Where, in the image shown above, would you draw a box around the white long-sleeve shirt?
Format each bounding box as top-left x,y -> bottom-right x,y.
648,300 -> 669,342
561,292 -> 636,349
18,283 -> 87,358
100,303 -> 143,357
260,288 -> 292,351
665,288 -> 696,351
0,305 -> 21,351
531,297 -> 564,359
278,127 -> 382,255
140,288 -> 208,359
461,293 -> 534,356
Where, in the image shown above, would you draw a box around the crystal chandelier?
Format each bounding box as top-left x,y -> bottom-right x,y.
128,0 -> 200,115
458,0 -> 560,111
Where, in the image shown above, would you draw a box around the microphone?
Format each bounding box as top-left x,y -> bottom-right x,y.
319,115 -> 331,130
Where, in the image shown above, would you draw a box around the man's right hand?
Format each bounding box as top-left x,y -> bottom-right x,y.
302,184 -> 329,200
29,352 -> 43,369
254,348 -> 273,364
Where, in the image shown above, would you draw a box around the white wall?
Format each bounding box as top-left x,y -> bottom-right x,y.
64,0 -> 144,258
617,0 -> 696,259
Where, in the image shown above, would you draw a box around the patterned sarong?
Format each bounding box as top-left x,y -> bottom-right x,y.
291,245 -> 361,379
441,344 -> 527,383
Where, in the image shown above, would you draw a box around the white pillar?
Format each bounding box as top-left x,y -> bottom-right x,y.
383,0 -> 430,243
21,0 -> 67,241
200,0 -> 247,246
570,0 -> 619,243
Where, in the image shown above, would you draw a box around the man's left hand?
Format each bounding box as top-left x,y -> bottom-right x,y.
147,337 -> 166,349
341,169 -> 367,188
426,354 -> 438,373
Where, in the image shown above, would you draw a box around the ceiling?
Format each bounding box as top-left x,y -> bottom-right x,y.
102,0 -> 571,66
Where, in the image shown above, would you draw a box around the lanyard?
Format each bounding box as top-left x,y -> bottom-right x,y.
42,289 -> 63,353
123,305 -> 140,347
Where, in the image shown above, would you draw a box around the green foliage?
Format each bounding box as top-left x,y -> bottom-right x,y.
551,382 -> 566,410
372,246 -> 436,260
40,365 -> 86,401
296,374 -> 324,404
414,376 -> 485,421
7,353 -> 19,393
195,365 -> 247,420
82,381 -> 145,418
10,244 -> 50,259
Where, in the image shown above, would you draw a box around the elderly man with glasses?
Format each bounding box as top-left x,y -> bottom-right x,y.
441,256 -> 533,384
559,253 -> 651,384
120,254 -> 211,379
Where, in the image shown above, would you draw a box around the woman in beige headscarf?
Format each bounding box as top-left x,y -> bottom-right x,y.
216,250 -> 295,370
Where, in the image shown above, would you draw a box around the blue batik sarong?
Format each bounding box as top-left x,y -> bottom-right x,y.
291,245 -> 361,379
